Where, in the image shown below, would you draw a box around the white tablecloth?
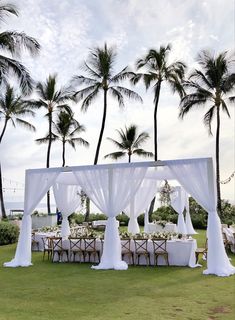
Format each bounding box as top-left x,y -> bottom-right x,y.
147,223 -> 178,233
51,238 -> 198,267
32,232 -> 57,251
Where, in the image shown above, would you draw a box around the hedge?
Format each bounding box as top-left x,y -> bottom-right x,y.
0,222 -> 19,245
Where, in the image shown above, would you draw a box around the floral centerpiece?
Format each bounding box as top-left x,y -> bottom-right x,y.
133,232 -> 150,240
152,220 -> 168,228
119,231 -> 132,239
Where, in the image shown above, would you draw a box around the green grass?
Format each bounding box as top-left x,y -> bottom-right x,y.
0,230 -> 234,320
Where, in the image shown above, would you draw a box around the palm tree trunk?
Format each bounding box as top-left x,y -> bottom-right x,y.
153,81 -> 161,161
0,119 -> 9,219
216,105 -> 222,215
128,151 -> 131,163
88,89 -> 108,222
46,111 -> 53,214
0,163 -> 6,219
0,118 -> 8,143
62,140 -> 65,167
94,89 -> 108,165
148,81 -> 161,220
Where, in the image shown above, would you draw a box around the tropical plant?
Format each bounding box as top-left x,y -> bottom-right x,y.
0,1 -> 40,219
28,74 -> 74,213
131,44 -> 186,161
179,50 -> 235,214
51,111 -> 89,167
73,43 -> 142,165
104,124 -> 153,163
0,85 -> 36,218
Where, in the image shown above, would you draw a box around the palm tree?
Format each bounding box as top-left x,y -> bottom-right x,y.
28,75 -> 74,213
131,44 -> 186,219
73,43 -> 142,165
179,50 -> 235,215
37,111 -> 89,167
0,1 -> 40,218
0,2 -> 40,93
131,44 -> 186,161
104,124 -> 153,163
0,85 -> 36,218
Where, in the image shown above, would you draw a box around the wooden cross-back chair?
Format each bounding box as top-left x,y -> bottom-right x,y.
152,238 -> 169,266
121,239 -> 134,265
51,237 -> 69,262
134,239 -> 150,266
69,237 -> 84,262
195,239 -> 207,263
83,238 -> 100,263
41,236 -> 53,261
31,232 -> 39,251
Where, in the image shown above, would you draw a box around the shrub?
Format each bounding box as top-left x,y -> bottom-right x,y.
152,206 -> 178,224
89,213 -> 107,221
0,222 -> 19,245
116,213 -> 129,226
137,214 -> 145,226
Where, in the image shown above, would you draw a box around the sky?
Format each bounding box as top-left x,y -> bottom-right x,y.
0,0 -> 234,206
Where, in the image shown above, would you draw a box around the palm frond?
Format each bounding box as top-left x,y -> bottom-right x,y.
133,132 -> 150,148
132,149 -> 153,157
70,137 -> 89,147
110,67 -> 136,83
203,106 -> 216,135
106,137 -> 126,150
72,75 -> 98,87
80,86 -> 100,112
109,87 -> 125,108
143,73 -> 158,90
74,84 -> 100,102
0,31 -> 40,57
15,118 -> 36,132
104,151 -> 126,160
57,104 -> 73,115
130,73 -> 143,85
221,100 -> 230,118
82,61 -> 101,79
179,93 -> 208,118
0,3 -> 18,21
112,86 -> 142,103
0,55 -> 33,94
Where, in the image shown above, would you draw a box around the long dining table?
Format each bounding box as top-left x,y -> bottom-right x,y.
42,236 -> 198,267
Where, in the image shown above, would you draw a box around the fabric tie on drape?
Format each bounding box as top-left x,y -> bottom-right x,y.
4,171 -> 59,267
170,186 -> 187,234
53,183 -> 82,238
166,158 -> 235,277
125,179 -> 157,234
185,192 -> 197,235
72,166 -> 147,270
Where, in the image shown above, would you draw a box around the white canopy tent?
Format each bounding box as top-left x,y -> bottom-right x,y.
4,157 -> 235,276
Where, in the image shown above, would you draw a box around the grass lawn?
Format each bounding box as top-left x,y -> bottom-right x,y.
0,230 -> 234,320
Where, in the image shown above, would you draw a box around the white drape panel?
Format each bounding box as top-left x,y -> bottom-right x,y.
170,186 -> 187,234
166,159 -> 235,276
4,171 -> 59,267
185,192 -> 197,235
72,166 -> 147,270
53,183 -> 82,238
125,179 -> 157,234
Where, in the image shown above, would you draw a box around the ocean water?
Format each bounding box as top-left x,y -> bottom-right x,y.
4,202 -> 56,215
